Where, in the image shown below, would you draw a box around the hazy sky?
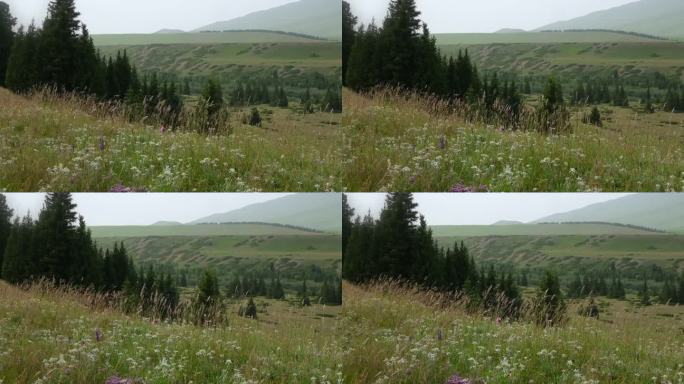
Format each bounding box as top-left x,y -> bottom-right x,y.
348,0 -> 638,33
347,193 -> 632,225
3,193 -> 292,226
5,0 -> 297,34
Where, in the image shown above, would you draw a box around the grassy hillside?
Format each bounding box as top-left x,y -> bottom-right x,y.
0,88 -> 344,192
534,194 -> 684,232
97,42 -> 341,82
95,233 -> 340,266
435,30 -> 667,44
537,0 -> 684,39
342,282 -> 684,383
0,281 -> 342,384
191,194 -> 342,233
90,223 -> 324,238
431,223 -> 663,237
92,31 -> 326,46
436,234 -> 684,275
437,40 -> 684,84
342,88 -> 684,192
195,0 -> 341,40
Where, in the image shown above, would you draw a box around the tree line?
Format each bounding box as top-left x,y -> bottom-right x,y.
0,193 -> 133,290
342,193 -> 568,325
342,0 -> 569,133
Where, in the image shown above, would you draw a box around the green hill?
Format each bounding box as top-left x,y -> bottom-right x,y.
195,0 -> 341,40
191,193 -> 342,233
430,223 -> 663,237
534,194 -> 684,232
435,30 -> 665,45
90,223 -> 322,238
537,0 -> 684,38
92,31 -> 325,46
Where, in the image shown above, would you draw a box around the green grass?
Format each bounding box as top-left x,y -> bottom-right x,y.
437,40 -> 684,83
97,42 -> 342,78
93,31 -> 327,46
431,223 -> 663,237
342,88 -> 684,192
0,280 -> 342,384
435,31 -> 668,44
432,233 -> 684,285
90,223 -> 323,238
342,281 -> 684,383
0,88 -> 344,192
95,234 -> 341,265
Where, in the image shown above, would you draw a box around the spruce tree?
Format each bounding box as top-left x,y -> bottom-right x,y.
0,194 -> 13,275
0,1 -> 16,87
244,297 -> 257,319
342,1 -> 357,85
535,271 -> 566,327
34,193 -> 77,282
39,0 -> 83,90
342,194 -> 355,261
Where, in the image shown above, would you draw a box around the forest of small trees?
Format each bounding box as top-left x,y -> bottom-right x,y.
342,0 -> 570,133
0,0 -> 341,137
342,193 -> 569,325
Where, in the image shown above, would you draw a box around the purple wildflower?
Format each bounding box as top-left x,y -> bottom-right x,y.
105,376 -> 134,384
109,184 -> 133,193
99,136 -> 106,151
95,328 -> 103,342
160,125 -> 166,134
439,136 -> 447,150
445,374 -> 471,384
450,183 -> 489,193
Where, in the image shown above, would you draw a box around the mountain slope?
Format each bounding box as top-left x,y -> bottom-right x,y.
194,0 -> 341,40
533,194 -> 684,232
190,193 -> 341,233
536,0 -> 684,38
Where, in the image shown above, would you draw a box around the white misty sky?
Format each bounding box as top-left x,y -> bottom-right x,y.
3,193 -> 292,226
5,0 -> 298,34
347,193 -> 632,225
348,0 -> 638,33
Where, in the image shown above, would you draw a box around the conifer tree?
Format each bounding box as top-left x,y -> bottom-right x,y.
535,271 -> 566,327
342,194 -> 355,260
1,216 -> 33,283
342,1 -> 357,85
244,297 -> 257,319
0,194 -> 13,275
0,1 -> 16,87
39,0 -> 83,90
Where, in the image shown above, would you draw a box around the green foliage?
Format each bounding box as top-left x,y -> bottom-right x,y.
194,270 -> 224,325
249,107 -> 262,127
0,194 -> 12,276
344,193 -> 521,318
0,193 -> 133,291
342,1 -> 357,84
0,1 -> 16,86
534,271 -> 567,327
242,297 -> 257,319
584,106 -> 602,127
344,2 -> 560,131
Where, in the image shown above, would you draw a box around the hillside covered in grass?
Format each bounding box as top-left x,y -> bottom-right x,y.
341,88 -> 684,192
0,88 -> 343,192
342,282 -> 684,384
0,280 -> 342,384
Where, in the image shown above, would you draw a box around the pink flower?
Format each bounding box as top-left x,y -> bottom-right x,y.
160,126 -> 166,134
496,317 -> 502,325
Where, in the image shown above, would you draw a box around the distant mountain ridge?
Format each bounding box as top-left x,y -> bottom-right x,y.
533,194 -> 684,232
190,194 -> 341,233
536,0 -> 684,38
194,0 -> 341,40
